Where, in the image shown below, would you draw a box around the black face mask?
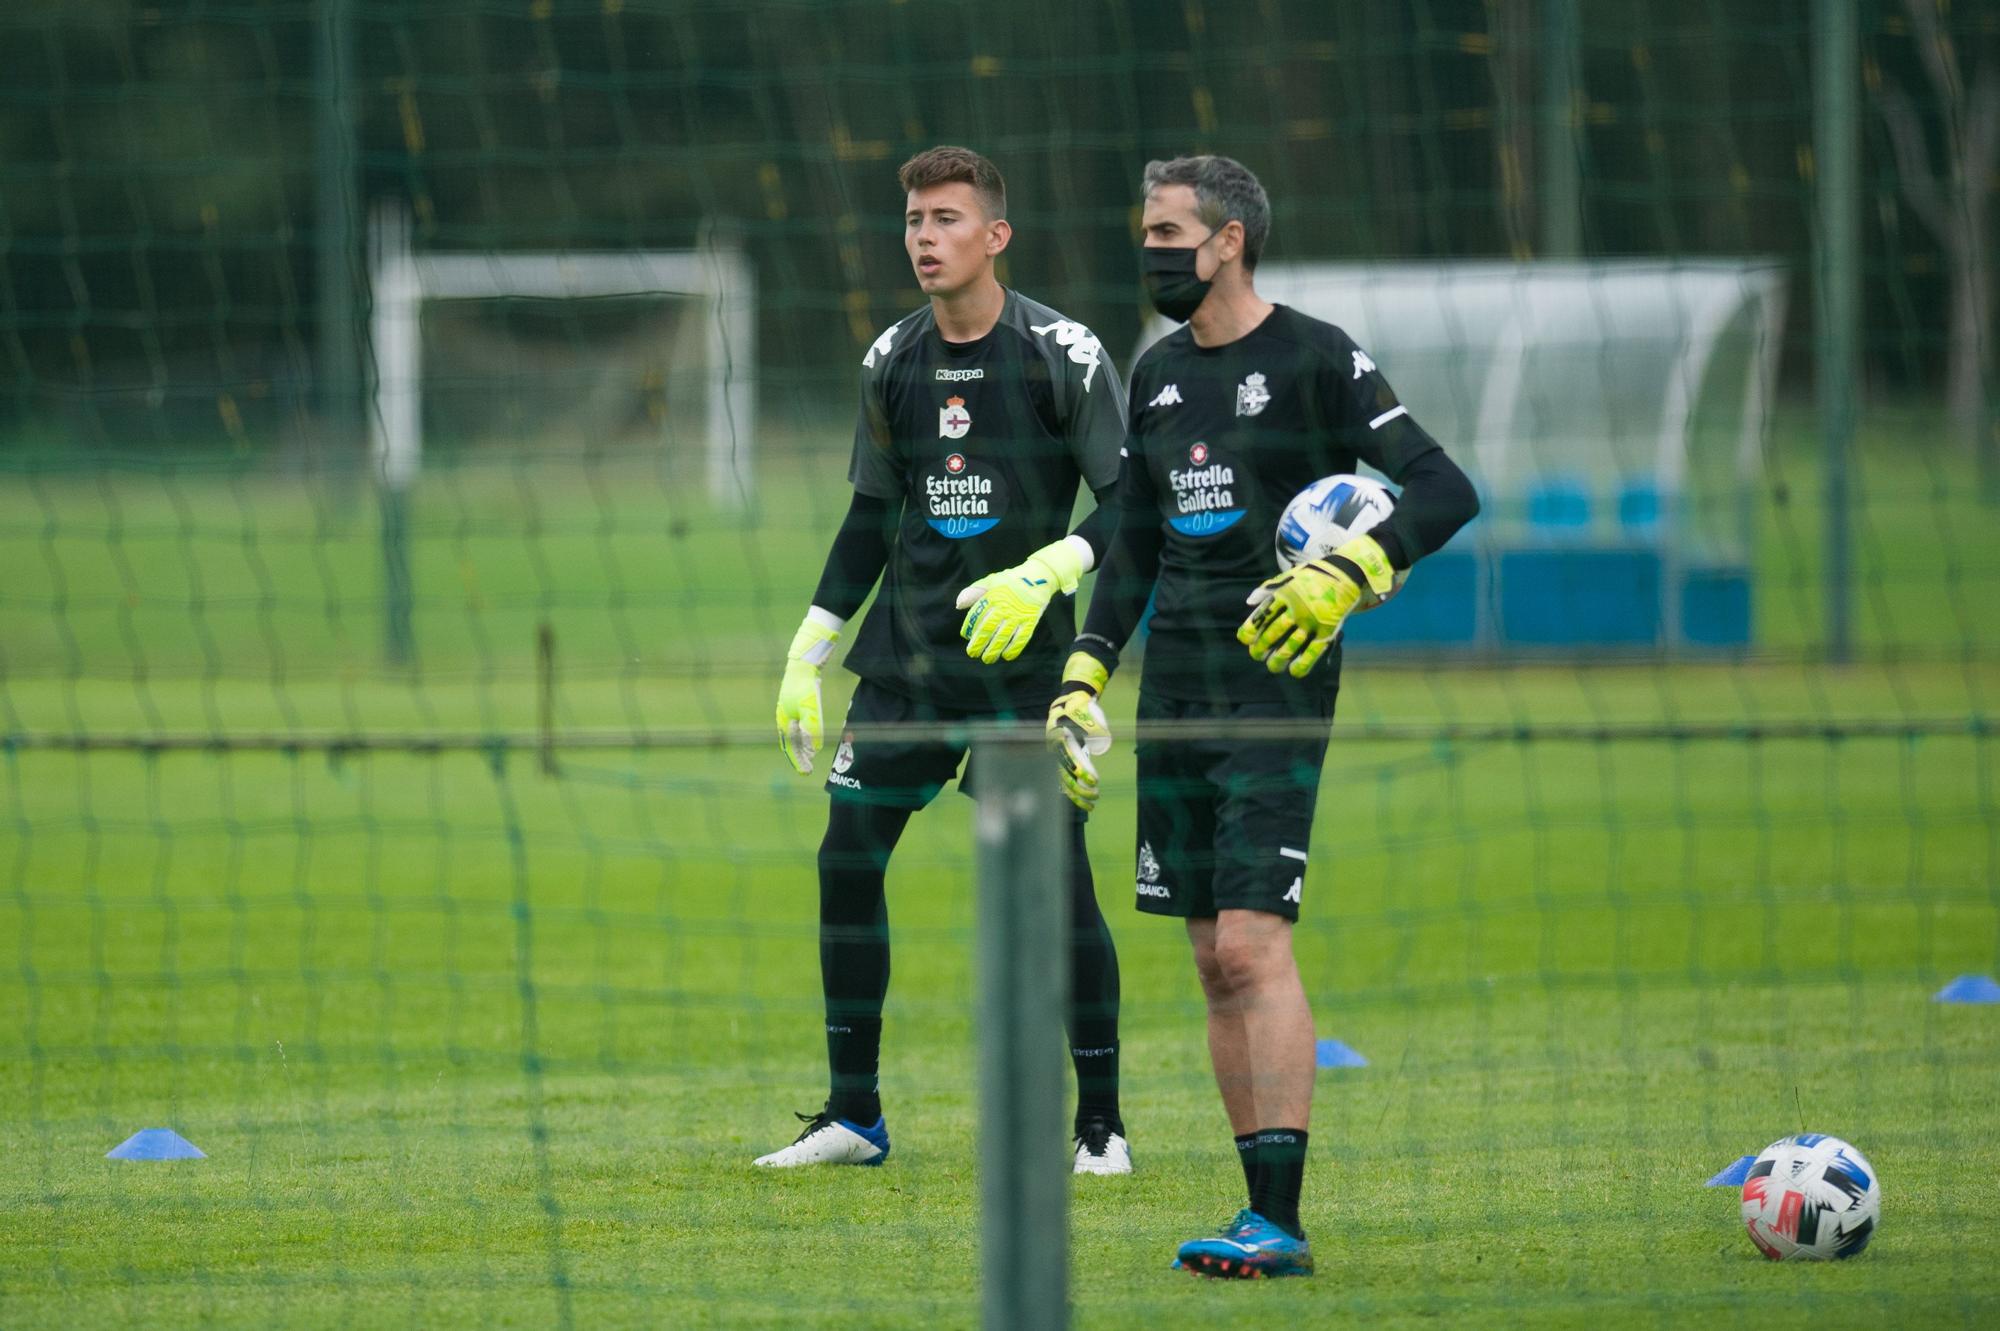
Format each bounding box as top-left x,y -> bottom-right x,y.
1141,237 -> 1214,322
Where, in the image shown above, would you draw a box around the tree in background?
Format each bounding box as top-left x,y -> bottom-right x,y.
1872,0 -> 1999,447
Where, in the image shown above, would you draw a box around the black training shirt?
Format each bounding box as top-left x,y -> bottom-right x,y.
1079,304 -> 1473,707
842,289 -> 1126,712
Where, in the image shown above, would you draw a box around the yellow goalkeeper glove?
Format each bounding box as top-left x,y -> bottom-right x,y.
776,610 -> 843,774
1045,650 -> 1112,812
955,537 -> 1090,664
1238,534 -> 1398,678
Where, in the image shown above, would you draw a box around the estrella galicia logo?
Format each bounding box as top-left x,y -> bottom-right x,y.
1166,441 -> 1244,536
924,450 -> 1005,538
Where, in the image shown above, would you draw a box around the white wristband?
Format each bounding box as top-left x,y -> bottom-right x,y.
1061,533 -> 1096,575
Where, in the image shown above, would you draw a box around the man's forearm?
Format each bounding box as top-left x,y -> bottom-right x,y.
810,491 -> 899,618
1375,447 -> 1479,569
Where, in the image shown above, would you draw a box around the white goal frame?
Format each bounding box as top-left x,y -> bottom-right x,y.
367,204 -> 756,504
1137,258 -> 1787,510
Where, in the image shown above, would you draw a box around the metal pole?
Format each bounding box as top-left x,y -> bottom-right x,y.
973,728 -> 1069,1331
313,0 -> 360,444
369,203 -> 418,667
1538,0 -> 1582,258
1815,0 -> 1858,662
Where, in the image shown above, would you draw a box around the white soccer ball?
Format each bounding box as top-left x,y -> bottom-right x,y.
1740,1133 -> 1879,1261
1274,473 -> 1407,609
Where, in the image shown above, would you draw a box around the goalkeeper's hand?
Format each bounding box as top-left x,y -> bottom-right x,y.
1238,534 -> 1397,678
776,610 -> 843,774
955,537 -> 1089,665
1045,650 -> 1112,812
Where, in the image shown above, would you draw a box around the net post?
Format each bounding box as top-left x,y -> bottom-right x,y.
536,623 -> 557,777
1814,0 -> 1858,663
312,0 -> 361,449
972,725 -> 1069,1331
1538,0 -> 1582,258
368,202 -> 418,667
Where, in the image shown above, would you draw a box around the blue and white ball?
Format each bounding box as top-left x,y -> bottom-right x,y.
1740,1133 -> 1879,1261
1274,473 -> 1406,609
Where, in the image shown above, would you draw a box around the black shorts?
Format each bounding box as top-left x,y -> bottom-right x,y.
824,676 -> 1052,811
1132,691 -> 1334,921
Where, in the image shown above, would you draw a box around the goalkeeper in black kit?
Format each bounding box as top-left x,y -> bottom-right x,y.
759,146 -> 1133,1175
1047,155 -> 1478,1276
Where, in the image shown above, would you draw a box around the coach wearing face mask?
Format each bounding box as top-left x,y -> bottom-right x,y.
1044,154 -> 1480,1279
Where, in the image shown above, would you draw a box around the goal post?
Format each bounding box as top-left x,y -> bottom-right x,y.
366,202 -> 758,505
1140,259 -> 1789,652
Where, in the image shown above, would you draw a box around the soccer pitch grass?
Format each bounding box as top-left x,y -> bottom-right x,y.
3,433 -> 1998,1327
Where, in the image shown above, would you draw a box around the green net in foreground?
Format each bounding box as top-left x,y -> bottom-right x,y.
3,1 -> 1999,1327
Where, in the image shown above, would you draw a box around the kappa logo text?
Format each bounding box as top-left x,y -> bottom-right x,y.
1148,383 -> 1183,408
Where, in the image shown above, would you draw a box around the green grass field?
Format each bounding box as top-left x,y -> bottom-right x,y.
3,421 -> 1998,1327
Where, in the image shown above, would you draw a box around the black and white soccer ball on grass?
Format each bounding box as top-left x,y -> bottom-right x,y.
1739,1133 -> 1879,1261
1274,473 -> 1408,610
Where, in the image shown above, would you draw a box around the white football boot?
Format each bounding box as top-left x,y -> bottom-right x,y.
753,1107 -> 890,1168
1073,1119 -> 1133,1175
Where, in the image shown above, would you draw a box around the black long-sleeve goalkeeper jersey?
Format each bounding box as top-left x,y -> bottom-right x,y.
1076,304 -> 1478,708
840,289 -> 1127,712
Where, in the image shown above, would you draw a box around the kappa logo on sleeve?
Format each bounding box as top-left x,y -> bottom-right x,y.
1030,319 -> 1105,391
1147,383 -> 1183,408
862,322 -> 900,369
1351,348 -> 1377,379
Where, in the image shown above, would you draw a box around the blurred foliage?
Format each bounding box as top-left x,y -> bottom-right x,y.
0,0 -> 1992,451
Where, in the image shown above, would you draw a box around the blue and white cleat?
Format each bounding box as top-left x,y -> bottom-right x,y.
753,1107 -> 891,1168
1174,1209 -> 1314,1279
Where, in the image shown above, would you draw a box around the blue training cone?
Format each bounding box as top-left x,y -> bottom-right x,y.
1704,1154 -> 1756,1187
1315,1038 -> 1369,1069
107,1128 -> 206,1161
1934,974 -> 2000,1004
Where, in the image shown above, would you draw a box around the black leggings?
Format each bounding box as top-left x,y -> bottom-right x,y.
818,798 -> 1122,1127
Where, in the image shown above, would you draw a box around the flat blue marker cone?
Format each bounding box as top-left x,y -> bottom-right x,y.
107,1129 -> 205,1161
1705,1154 -> 1756,1187
1315,1039 -> 1369,1069
1934,974 -> 2000,1004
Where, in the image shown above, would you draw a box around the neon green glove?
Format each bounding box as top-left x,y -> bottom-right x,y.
776,610 -> 843,774
1045,650 -> 1112,812
955,537 -> 1090,664
1238,534 -> 1398,678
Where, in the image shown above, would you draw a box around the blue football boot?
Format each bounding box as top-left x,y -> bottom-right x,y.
1174,1209 -> 1314,1279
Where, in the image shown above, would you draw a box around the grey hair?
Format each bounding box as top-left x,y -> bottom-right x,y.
1141,155 -> 1271,271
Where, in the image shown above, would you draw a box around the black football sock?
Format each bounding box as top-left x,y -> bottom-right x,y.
1065,816 -> 1123,1133
819,799 -> 912,1126
1234,1132 -> 1261,1204
1250,1128 -> 1310,1240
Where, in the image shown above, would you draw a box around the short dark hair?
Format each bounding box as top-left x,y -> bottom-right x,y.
1142,155 -> 1271,271
898,145 -> 1007,220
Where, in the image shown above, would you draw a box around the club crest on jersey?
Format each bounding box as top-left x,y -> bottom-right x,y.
1236,372 -> 1271,417
939,395 -> 972,440
1189,443 -> 1209,465
833,733 -> 856,775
